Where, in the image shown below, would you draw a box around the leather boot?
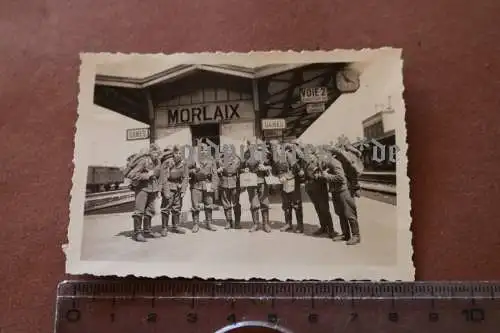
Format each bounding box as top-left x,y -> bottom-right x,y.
160,212 -> 169,237
325,214 -> 338,238
312,226 -> 327,236
234,204 -> 241,229
332,233 -> 348,242
132,215 -> 146,242
332,216 -> 351,242
171,213 -> 186,234
312,215 -> 328,236
262,209 -> 271,233
249,209 -> 260,232
224,209 -> 233,229
205,209 -> 216,231
346,219 -> 360,245
143,215 -> 161,238
192,211 -> 200,233
294,206 -> 304,234
280,209 -> 293,232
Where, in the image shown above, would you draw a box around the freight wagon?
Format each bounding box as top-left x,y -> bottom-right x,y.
86,166 -> 124,193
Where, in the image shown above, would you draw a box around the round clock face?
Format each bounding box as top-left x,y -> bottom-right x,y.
336,68 -> 360,93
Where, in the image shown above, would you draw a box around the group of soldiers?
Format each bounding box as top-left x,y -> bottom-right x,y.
124,138 -> 363,246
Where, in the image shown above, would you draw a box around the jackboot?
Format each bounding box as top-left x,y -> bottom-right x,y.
331,217 -> 347,241
132,215 -> 146,242
224,209 -> 233,229
192,211 -> 200,233
312,226 -> 327,236
312,215 -> 329,236
332,234 -> 348,242
205,209 -> 216,231
294,206 -> 304,234
234,204 -> 242,229
171,213 -> 186,234
280,209 -> 293,232
249,209 -> 260,232
338,218 -> 351,241
346,219 -> 360,245
143,215 -> 161,238
262,209 -> 271,233
160,212 -> 169,237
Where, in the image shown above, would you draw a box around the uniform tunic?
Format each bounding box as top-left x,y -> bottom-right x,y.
189,155 -> 219,211
272,149 -> 302,211
128,154 -> 161,217
217,153 -> 241,210
242,147 -> 271,211
160,158 -> 188,215
322,155 -> 359,237
303,154 -> 334,231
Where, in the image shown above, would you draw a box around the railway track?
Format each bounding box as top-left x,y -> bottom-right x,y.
84,189 -> 135,213
86,188 -> 131,198
359,171 -> 396,185
84,172 -> 397,213
359,171 -> 396,195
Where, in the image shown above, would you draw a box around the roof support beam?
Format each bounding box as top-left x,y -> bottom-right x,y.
145,89 -> 155,144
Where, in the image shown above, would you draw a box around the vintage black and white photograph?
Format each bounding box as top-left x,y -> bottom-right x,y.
66,49 -> 412,280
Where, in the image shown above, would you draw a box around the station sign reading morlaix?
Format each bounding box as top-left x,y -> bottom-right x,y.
156,101 -> 255,127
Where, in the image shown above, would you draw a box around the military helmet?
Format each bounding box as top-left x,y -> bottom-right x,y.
345,144 -> 362,157
149,143 -> 161,153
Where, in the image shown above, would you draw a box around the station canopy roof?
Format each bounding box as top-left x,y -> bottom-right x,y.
95,62 -> 307,88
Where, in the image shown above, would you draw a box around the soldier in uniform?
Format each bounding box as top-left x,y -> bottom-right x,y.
303,145 -> 337,238
340,144 -> 364,198
323,147 -> 361,245
127,143 -> 162,242
217,144 -> 242,229
159,145 -> 189,236
272,142 -> 304,233
188,142 -> 219,233
242,139 -> 272,233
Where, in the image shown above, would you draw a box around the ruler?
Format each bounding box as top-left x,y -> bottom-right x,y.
55,280 -> 500,333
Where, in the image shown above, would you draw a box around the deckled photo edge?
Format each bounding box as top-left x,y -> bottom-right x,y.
66,48 -> 412,281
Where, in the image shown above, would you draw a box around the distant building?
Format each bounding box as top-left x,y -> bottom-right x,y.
359,100 -> 397,172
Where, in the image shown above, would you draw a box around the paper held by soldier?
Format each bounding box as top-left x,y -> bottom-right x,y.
65,49 -> 413,280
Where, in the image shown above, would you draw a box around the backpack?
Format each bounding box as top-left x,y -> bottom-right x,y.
334,148 -> 364,189
123,153 -> 146,179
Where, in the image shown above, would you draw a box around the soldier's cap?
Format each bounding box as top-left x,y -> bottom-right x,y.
255,138 -> 265,145
161,151 -> 174,160
269,139 -> 280,145
149,143 -> 161,152
345,144 -> 362,157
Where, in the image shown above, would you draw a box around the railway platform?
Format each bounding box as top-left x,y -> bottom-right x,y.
81,192 -> 398,268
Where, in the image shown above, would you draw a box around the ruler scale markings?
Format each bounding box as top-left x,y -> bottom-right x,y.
54,281 -> 500,333
71,284 -> 77,309
151,284 -> 156,308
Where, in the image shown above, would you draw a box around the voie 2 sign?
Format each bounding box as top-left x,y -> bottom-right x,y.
300,87 -> 328,103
